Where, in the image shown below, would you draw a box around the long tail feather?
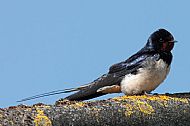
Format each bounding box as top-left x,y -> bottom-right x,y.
17,88 -> 79,102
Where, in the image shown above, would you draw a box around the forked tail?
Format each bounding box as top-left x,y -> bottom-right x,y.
17,88 -> 80,102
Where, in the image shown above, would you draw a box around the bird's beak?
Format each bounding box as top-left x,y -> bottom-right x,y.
169,40 -> 178,43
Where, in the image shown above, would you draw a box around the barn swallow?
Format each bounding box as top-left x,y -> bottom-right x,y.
18,28 -> 176,102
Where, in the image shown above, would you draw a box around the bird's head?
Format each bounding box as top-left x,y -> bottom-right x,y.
145,29 -> 176,52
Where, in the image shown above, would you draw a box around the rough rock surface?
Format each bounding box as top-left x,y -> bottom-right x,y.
1,93 -> 190,126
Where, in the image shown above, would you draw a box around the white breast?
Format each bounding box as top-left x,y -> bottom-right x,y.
120,59 -> 170,95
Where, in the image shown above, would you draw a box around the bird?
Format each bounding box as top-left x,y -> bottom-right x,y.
18,28 -> 176,102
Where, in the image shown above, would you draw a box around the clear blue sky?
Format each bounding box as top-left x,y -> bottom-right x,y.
0,1 -> 189,108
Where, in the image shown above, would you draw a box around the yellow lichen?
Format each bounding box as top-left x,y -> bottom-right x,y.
75,102 -> 85,107
34,109 -> 52,126
124,103 -> 134,116
124,100 -> 154,116
113,95 -> 189,105
136,101 -> 154,114
0,114 -> 3,118
69,102 -> 86,109
90,107 -> 101,112
113,94 -> 189,116
33,104 -> 51,109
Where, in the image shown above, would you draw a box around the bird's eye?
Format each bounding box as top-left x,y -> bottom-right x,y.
159,38 -> 163,42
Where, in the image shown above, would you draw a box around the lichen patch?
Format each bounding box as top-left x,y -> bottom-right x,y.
113,95 -> 189,105
113,94 -> 189,116
69,102 -> 86,109
136,101 -> 154,114
124,103 -> 134,116
34,109 -> 52,126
